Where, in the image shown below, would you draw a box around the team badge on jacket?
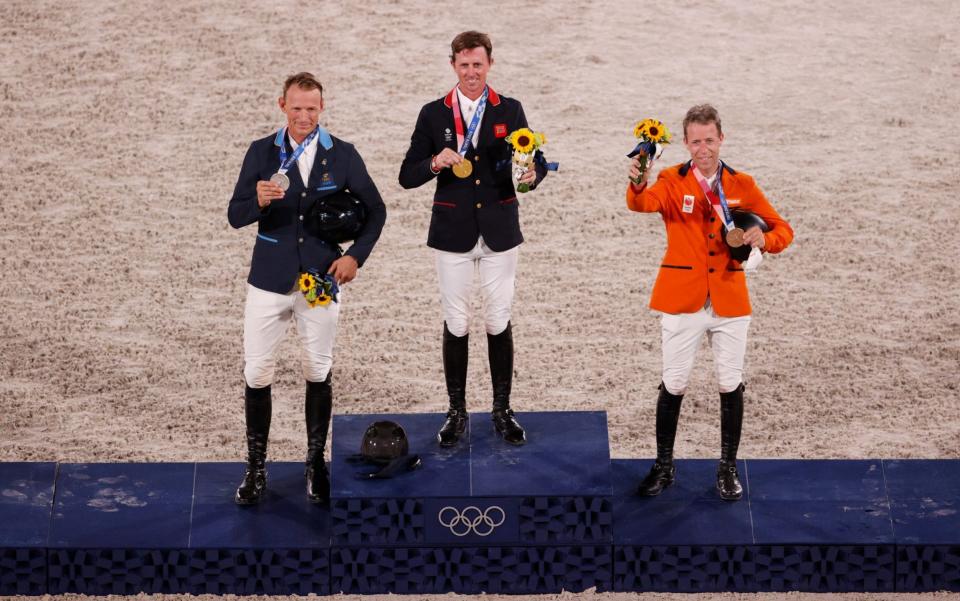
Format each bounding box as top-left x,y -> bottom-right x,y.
682,195 -> 695,214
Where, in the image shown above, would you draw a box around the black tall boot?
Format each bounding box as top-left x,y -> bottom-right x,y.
305,372 -> 332,504
437,323 -> 469,447
637,383 -> 684,496
235,384 -> 271,505
488,322 -> 525,445
717,383 -> 745,501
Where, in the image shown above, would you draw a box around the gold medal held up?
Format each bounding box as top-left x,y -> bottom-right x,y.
452,158 -> 473,178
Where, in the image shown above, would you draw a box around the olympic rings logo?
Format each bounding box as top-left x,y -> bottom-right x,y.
437,505 -> 506,537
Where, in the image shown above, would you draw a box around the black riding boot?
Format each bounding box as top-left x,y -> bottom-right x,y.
305,372 -> 332,503
437,323 -> 469,447
717,383 -> 745,501
489,322 -> 525,445
235,384 -> 271,505
637,383 -> 684,496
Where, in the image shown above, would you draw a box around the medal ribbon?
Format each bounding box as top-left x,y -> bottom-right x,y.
692,163 -> 735,232
276,126 -> 321,175
450,86 -> 488,155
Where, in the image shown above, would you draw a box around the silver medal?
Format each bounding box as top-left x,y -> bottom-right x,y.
270,172 -> 290,191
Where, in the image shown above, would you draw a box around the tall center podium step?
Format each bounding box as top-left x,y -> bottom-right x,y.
328,411 -> 614,594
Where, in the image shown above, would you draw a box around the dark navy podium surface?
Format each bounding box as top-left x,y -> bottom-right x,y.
328,411 -> 613,594
1,413 -> 958,596
40,462 -> 329,595
0,462 -> 55,595
884,460 -> 960,591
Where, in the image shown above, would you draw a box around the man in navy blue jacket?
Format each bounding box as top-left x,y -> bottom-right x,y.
399,31 -> 548,448
228,72 -> 386,505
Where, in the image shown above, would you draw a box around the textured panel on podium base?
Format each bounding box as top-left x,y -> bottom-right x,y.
330,544 -> 611,594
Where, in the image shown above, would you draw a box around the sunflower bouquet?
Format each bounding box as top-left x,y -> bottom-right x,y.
628,118 -> 672,185
298,270 -> 340,308
505,127 -> 547,193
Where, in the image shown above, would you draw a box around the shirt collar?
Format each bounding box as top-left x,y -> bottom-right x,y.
273,125 -> 333,150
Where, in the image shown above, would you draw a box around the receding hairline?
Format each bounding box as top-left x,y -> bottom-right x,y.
282,72 -> 324,100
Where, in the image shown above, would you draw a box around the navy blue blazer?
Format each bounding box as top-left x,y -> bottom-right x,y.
398,86 -> 547,253
228,127 -> 386,294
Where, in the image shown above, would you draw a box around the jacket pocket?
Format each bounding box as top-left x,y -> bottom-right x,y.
257,233 -> 279,244
660,264 -> 692,270
499,196 -> 517,205
433,201 -> 456,208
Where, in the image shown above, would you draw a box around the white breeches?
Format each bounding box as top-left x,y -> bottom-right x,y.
435,238 -> 518,337
242,284 -> 340,388
660,300 -> 751,396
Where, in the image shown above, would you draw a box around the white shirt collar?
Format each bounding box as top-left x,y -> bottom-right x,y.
288,131 -> 318,155
455,86 -> 484,147
456,86 -> 479,113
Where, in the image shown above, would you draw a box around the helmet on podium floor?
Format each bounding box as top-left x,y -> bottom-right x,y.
360,420 -> 410,464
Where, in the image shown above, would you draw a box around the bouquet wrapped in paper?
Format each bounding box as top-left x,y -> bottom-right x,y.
505,128 -> 554,193
627,118 -> 672,185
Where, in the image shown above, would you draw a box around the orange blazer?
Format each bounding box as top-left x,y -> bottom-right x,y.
626,161 -> 793,317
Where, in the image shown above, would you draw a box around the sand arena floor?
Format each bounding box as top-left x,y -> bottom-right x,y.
1,1 -> 958,600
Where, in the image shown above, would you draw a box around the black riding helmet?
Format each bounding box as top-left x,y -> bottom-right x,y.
726,210 -> 769,263
308,189 -> 367,244
360,421 -> 409,464
349,420 -> 422,479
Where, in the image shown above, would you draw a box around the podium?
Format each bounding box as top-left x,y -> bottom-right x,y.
328,411 -> 613,593
1,412 -> 959,595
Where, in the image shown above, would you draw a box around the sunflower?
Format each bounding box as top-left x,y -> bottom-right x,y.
509,128 -> 536,153
633,120 -> 650,139
298,273 -> 316,293
645,120 -> 670,144
313,292 -> 332,307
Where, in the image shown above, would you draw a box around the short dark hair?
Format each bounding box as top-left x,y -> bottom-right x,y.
683,104 -> 722,139
450,31 -> 492,61
283,72 -> 323,99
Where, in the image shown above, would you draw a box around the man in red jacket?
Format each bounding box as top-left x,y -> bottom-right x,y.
626,104 -> 793,500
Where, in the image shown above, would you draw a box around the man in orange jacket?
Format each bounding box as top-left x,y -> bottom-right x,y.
626,104 -> 793,500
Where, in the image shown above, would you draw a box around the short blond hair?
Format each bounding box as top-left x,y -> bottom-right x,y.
283,72 -> 323,99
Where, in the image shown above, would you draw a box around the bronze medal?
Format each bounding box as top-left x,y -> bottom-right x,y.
725,227 -> 745,248
452,158 -> 473,179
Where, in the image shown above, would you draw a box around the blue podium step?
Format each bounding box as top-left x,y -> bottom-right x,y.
42,462 -> 330,595
328,411 -> 613,594
0,462 -> 55,596
884,460 -> 960,591
1,412 -> 958,595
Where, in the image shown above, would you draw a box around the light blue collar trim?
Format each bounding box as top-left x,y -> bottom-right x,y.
274,126 -> 333,150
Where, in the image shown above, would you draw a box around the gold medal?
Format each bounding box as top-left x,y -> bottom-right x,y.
452,158 -> 473,179
725,227 -> 745,248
